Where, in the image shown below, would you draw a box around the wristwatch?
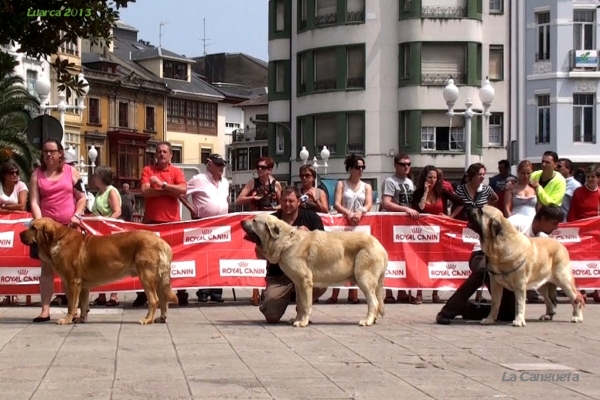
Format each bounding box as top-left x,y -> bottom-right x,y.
162,182 -> 167,189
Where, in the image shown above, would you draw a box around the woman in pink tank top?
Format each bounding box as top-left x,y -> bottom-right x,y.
29,139 -> 88,323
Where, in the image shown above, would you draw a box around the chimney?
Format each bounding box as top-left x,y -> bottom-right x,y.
129,51 -> 132,60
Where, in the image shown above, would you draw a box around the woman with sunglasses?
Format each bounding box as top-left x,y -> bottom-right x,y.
0,160 -> 29,305
298,164 -> 329,213
236,156 -> 282,305
28,139 -> 88,322
327,153 -> 373,304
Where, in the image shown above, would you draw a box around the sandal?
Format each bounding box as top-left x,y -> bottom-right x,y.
411,296 -> 423,305
326,297 -> 338,304
106,299 -> 119,307
384,296 -> 396,304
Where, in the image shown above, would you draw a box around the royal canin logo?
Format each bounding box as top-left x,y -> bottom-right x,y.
238,261 -> 248,268
446,264 -> 457,270
201,229 -> 212,235
17,269 -> 28,275
587,263 -> 598,269
411,227 -> 422,234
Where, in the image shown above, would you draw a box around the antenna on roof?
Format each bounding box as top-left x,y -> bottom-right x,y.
200,18 -> 212,57
159,21 -> 169,48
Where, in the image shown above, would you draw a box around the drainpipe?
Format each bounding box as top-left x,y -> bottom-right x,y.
288,2 -> 294,186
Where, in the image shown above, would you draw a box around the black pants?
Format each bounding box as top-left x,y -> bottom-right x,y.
197,289 -> 223,298
439,251 -> 516,322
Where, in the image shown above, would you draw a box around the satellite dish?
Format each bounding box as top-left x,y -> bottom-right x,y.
26,115 -> 63,150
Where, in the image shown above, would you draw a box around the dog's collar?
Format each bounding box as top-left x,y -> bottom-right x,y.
486,257 -> 527,277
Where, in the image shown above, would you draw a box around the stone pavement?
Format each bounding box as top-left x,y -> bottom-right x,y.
1,289 -> 599,400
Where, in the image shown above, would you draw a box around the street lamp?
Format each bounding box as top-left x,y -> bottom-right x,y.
443,76 -> 495,171
299,145 -> 330,186
65,145 -> 98,184
34,73 -> 90,149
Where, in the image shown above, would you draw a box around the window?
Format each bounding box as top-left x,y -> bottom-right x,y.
347,113 -> 365,154
536,12 -> 550,61
163,61 -> 187,80
316,0 -> 337,26
398,111 -> 411,147
421,127 -> 465,151
489,0 -> 503,13
347,0 -> 365,22
347,46 -> 365,88
489,45 -> 503,80
166,99 -> 217,129
298,53 -> 307,94
536,94 -> 550,144
171,146 -> 182,164
314,48 -> 337,91
421,43 -> 466,85
399,44 -> 411,79
88,98 -> 100,124
64,132 -> 80,161
200,148 -> 212,164
574,10 -> 595,50
236,148 -> 249,171
573,94 -> 595,143
299,0 -> 308,29
145,106 -> 155,131
275,61 -> 285,93
314,115 -> 337,155
117,145 -> 143,179
249,146 -> 262,169
275,125 -> 285,155
276,0 -> 285,31
118,101 -> 128,127
26,70 -> 37,97
488,113 -> 503,146
400,0 -> 412,11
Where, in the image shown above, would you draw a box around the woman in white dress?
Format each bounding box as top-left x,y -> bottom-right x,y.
503,160 -> 537,218
327,154 -> 373,304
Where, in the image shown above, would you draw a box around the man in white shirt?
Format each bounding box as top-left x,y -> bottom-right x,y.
436,204 -> 564,325
557,158 -> 581,222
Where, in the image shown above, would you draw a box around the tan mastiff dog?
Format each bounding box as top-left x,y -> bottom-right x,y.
20,217 -> 178,325
241,214 -> 388,327
466,206 -> 584,327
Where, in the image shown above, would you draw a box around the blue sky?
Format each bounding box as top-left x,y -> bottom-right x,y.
118,0 -> 269,61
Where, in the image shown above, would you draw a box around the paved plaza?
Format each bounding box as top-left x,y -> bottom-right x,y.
1,289 -> 599,400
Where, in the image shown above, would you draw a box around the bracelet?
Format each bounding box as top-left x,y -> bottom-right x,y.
74,214 -> 82,220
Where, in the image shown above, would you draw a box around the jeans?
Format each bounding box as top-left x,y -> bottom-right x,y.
438,251 -> 516,322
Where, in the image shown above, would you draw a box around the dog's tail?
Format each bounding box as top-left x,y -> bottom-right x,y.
157,240 -> 178,304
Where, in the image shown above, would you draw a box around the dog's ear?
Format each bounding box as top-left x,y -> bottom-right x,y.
488,218 -> 502,238
41,223 -> 55,244
265,220 -> 280,239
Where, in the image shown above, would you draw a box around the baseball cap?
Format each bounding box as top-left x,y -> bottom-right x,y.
207,154 -> 227,166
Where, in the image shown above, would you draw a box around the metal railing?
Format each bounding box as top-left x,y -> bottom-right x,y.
232,128 -> 268,143
421,73 -> 466,86
422,6 -> 467,18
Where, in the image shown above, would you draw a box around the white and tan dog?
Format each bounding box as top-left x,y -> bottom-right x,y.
241,214 -> 388,327
466,206 -> 584,327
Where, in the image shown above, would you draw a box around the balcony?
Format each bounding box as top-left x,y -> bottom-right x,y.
422,6 -> 467,18
568,50 -> 600,77
232,128 -> 268,143
421,73 -> 466,86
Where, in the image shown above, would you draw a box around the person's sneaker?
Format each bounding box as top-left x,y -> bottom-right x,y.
436,312 -> 452,325
177,292 -> 189,306
197,293 -> 208,302
210,295 -> 224,303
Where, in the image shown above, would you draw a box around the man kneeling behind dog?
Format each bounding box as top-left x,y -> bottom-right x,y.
436,204 -> 564,325
255,186 -> 328,323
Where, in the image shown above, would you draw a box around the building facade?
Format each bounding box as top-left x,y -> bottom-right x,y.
0,43 -> 51,101
518,0 -> 600,165
268,0 -> 511,192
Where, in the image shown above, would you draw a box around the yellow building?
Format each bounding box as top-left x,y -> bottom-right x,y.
49,36 -> 84,157
79,52 -> 170,215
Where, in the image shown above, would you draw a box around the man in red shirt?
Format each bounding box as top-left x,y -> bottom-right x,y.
567,164 -> 600,222
132,141 -> 187,307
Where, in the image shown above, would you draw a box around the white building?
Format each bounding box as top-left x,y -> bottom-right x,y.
268,0 -> 511,196
1,42 -> 51,102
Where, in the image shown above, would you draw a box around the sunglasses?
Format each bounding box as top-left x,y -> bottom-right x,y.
396,162 -> 411,167
354,165 -> 366,171
42,149 -> 59,155
257,165 -> 269,171
8,170 -> 19,176
300,174 -> 314,179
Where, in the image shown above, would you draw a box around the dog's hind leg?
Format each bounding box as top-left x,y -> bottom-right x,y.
375,270 -> 386,320
538,283 -> 557,321
138,269 -> 159,325
555,269 -> 584,323
355,273 -> 379,327
154,286 -> 168,324
75,288 -> 90,323
57,279 -> 82,325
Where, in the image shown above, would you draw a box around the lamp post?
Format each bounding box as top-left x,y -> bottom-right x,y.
443,76 -> 495,171
298,145 -> 330,186
65,145 -> 98,184
34,73 -> 90,151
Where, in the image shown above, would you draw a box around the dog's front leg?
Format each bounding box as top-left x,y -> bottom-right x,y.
512,287 -> 527,327
292,279 -> 312,328
57,279 -> 82,325
481,278 -> 503,325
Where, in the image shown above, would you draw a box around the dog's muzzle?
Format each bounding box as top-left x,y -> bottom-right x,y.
240,220 -> 261,245
19,230 -> 32,245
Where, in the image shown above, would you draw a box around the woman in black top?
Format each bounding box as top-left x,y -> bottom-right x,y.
450,163 -> 498,221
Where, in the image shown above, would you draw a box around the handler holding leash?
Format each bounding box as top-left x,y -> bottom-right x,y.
435,204 -> 564,325
257,186 -> 327,323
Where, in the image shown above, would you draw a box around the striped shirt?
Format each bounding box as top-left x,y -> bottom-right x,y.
455,184 -> 495,209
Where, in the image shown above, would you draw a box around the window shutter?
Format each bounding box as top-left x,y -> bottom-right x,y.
315,115 -> 337,154
316,0 -> 337,16
421,43 -> 465,82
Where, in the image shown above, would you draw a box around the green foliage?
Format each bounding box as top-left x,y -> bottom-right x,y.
0,0 -> 135,96
0,75 -> 42,181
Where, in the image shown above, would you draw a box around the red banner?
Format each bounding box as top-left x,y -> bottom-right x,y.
1,212 -> 599,295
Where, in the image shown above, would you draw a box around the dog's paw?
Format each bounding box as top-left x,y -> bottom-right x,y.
56,318 -> 71,325
153,315 -> 167,324
539,314 -> 553,321
359,318 -> 375,327
138,318 -> 153,325
571,316 -> 583,323
292,319 -> 309,328
480,318 -> 496,325
73,316 -> 87,324
512,318 -> 526,327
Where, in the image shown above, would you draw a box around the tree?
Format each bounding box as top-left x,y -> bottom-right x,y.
0,75 -> 41,181
0,0 -> 135,97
